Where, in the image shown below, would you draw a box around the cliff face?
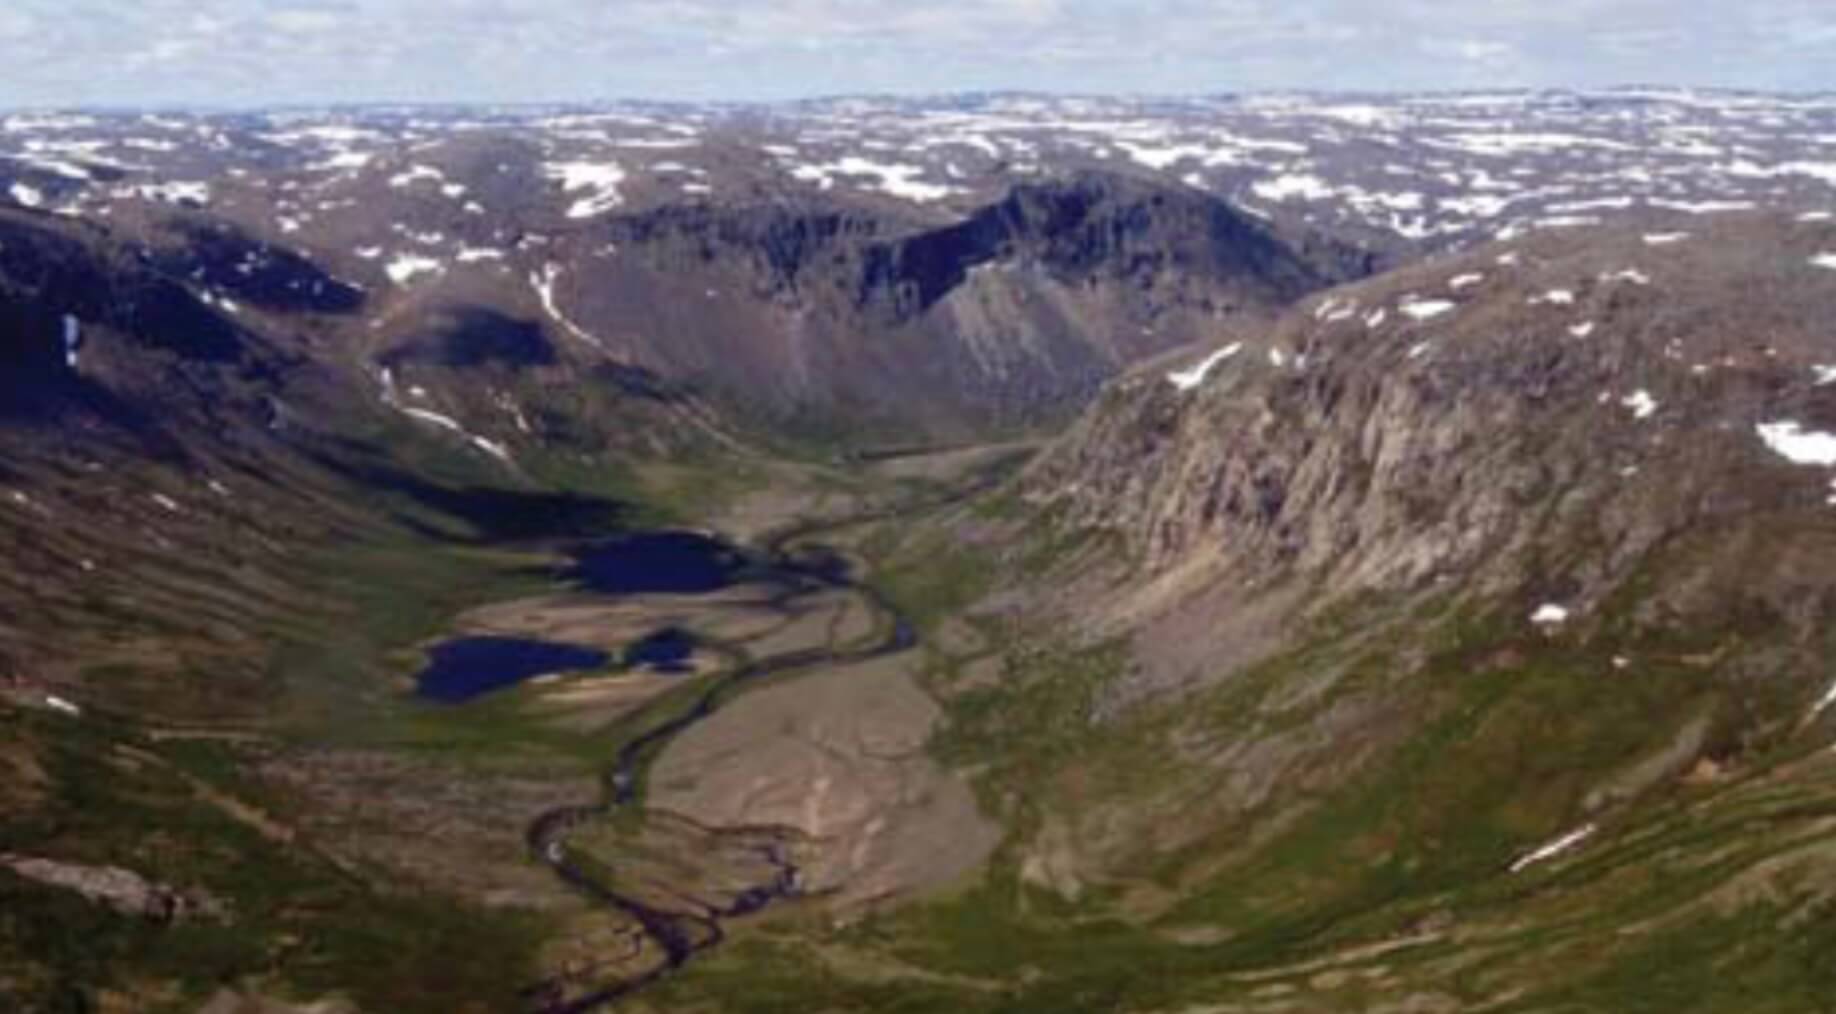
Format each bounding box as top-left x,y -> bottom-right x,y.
1029,213 -> 1836,661
888,216 -> 1836,1009
1000,210 -> 1836,857
548,170 -> 1343,438
858,171 -> 1328,322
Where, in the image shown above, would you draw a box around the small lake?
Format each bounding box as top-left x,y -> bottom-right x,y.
416,532 -> 758,702
623,627 -> 698,673
564,531 -> 749,595
415,636 -> 610,703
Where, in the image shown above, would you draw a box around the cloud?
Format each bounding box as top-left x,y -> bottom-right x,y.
1435,39 -> 1515,63
0,0 -> 1827,106
0,10 -> 36,41
269,8 -> 344,35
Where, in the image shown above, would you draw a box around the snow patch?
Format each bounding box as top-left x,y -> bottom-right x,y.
1530,603 -> 1570,625
1642,232 -> 1691,245
1439,131 -> 1633,156
1251,173 -> 1334,202
1756,421 -> 1836,466
1569,321 -> 1597,338
1649,198 -> 1754,215
543,161 -> 627,218
1810,253 -> 1836,271
401,407 -> 513,463
531,263 -> 604,348
1509,824 -> 1597,873
1313,297 -> 1357,323
1811,680 -> 1836,719
385,254 -> 444,286
1166,343 -> 1243,391
131,181 -> 210,205
388,164 -> 446,188
61,314 -> 80,369
789,156 -> 959,202
1399,298 -> 1456,321
1621,390 -> 1658,420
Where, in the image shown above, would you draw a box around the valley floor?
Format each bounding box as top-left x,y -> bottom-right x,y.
8,438 -> 1836,1014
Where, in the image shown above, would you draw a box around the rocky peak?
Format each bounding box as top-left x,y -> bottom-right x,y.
858,169 -> 1335,323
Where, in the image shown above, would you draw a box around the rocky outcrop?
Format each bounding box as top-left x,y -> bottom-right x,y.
1,853 -> 229,923
1027,212 -> 1836,692
547,170 -> 1343,439
146,219 -> 366,315
860,171 -> 1327,322
0,212 -> 249,367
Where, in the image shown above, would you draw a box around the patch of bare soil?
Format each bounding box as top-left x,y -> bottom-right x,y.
647,653 -> 1000,909
713,485 -> 864,544
454,586 -> 789,654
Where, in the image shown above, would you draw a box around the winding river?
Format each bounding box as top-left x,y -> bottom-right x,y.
516,495 -> 942,1012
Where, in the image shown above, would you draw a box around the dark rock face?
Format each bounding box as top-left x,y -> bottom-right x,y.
591,362 -> 686,403
859,172 -> 1325,322
0,211 -> 321,465
380,307 -> 555,370
604,202 -> 888,303
146,221 -> 365,315
0,216 -> 245,367
563,171 -> 1344,438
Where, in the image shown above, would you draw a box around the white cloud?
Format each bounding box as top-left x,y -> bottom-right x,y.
0,10 -> 36,41
0,0 -> 1828,104
1433,39 -> 1516,63
270,9 -> 343,34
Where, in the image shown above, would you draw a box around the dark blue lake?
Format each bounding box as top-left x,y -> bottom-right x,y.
565,531 -> 748,595
624,627 -> 698,674
415,636 -> 610,703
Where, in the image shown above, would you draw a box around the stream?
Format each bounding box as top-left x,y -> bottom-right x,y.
514,495 -> 942,1012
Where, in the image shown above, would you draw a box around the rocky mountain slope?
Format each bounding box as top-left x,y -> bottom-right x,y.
4,92 -> 1836,1013
806,210 -> 1836,1012
5,89 -> 1833,445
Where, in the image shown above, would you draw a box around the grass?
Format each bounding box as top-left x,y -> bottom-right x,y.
1,709 -> 551,1013
638,514 -> 1836,1014
20,415 -> 1836,1014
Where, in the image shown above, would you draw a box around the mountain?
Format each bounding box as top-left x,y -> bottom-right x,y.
5,90 -> 1832,447
845,211 -> 1836,1011
4,93 -> 1836,1013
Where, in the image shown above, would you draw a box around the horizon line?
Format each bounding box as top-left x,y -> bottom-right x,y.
4,83 -> 1834,116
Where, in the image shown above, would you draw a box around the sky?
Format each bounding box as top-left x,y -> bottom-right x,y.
1,0 -> 1832,107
